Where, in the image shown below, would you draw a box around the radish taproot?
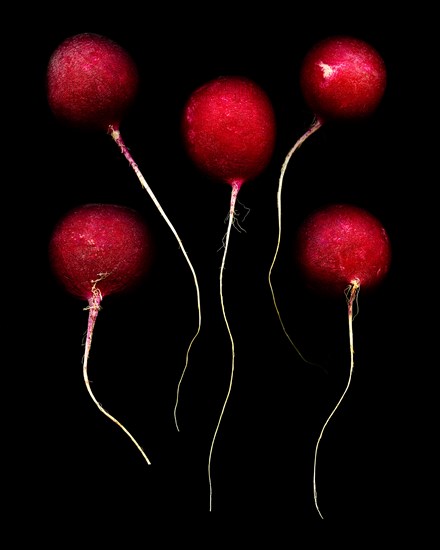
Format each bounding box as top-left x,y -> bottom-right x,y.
268,35 -> 387,356
49,203 -> 155,464
46,32 -> 202,430
181,75 -> 276,511
294,203 -> 392,519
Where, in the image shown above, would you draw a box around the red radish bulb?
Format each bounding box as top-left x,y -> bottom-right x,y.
49,203 -> 155,464
268,35 -> 387,358
300,35 -> 387,124
47,33 -> 202,432
46,32 -> 139,132
294,203 -> 391,519
182,75 -> 276,188
295,203 -> 391,296
181,75 -> 276,511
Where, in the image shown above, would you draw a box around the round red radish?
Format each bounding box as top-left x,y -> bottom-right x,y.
299,35 -> 387,123
295,203 -> 391,297
181,75 -> 276,511
46,32 -> 139,131
49,203 -> 154,301
181,75 -> 276,188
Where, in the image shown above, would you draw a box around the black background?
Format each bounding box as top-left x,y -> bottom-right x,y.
13,6 -> 427,524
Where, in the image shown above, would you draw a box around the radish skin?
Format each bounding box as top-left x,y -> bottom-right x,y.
46,33 -> 139,132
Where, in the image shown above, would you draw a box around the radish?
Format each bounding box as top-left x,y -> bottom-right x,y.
46,33 -> 139,132
268,35 -> 387,356
294,203 -> 392,519
49,203 -> 155,464
300,35 -> 387,123
181,75 -> 276,510
46,32 -> 202,431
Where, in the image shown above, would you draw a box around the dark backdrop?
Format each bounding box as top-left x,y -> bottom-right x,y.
11,6 -> 426,525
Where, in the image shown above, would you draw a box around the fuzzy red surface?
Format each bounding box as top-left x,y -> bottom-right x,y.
181,75 -> 276,187
300,35 -> 387,123
49,203 -> 154,300
47,32 -> 139,131
295,203 -> 391,296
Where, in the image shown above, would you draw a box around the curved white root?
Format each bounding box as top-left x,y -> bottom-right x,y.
83,288 -> 151,465
109,128 -> 202,433
268,118 -> 323,367
313,280 -> 360,519
208,182 -> 240,512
